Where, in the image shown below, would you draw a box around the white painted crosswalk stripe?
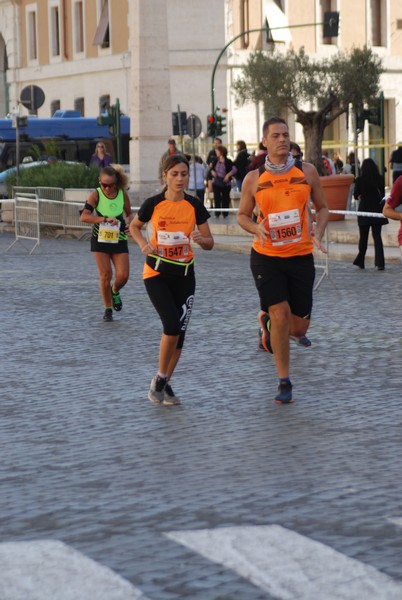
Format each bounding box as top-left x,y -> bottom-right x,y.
167,525 -> 402,600
0,540 -> 150,600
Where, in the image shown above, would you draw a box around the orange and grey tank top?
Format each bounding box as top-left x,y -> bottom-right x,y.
137,192 -> 210,279
252,163 -> 313,257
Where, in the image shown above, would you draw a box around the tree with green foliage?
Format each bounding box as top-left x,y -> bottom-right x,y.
233,46 -> 383,175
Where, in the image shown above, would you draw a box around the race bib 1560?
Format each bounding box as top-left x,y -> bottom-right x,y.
267,209 -> 301,246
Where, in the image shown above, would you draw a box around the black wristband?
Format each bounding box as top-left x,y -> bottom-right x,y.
103,217 -> 107,223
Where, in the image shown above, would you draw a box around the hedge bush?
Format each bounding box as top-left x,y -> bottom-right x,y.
5,162 -> 100,196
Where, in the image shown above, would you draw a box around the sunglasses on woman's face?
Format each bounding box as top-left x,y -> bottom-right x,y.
99,181 -> 115,189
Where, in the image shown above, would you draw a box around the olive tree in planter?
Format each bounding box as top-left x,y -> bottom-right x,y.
233,46 -> 383,219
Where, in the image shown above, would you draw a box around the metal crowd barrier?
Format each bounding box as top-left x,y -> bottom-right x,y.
4,187 -> 93,253
5,193 -> 40,254
313,227 -> 329,290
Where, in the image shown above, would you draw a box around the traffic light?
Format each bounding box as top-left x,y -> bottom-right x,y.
355,104 -> 382,133
356,110 -> 366,133
215,114 -> 226,136
96,99 -> 122,162
97,104 -> 120,136
97,111 -> 114,131
367,105 -> 381,127
323,11 -> 339,38
207,114 -> 216,137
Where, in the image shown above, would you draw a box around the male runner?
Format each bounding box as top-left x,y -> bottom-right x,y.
238,117 -> 329,404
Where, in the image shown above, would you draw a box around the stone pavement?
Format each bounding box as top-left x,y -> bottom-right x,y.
0,230 -> 402,599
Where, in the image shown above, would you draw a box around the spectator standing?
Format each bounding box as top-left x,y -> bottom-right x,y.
388,144 -> 402,184
344,152 -> 358,210
233,140 -> 250,191
206,137 -> 222,168
188,155 -> 207,203
322,150 -> 336,175
210,145 -> 237,218
383,173 -> 402,261
290,142 -> 303,160
333,151 -> 344,174
345,152 -> 359,177
90,142 -> 112,169
158,138 -> 184,184
353,158 -> 387,270
247,142 -> 267,172
206,137 -> 222,198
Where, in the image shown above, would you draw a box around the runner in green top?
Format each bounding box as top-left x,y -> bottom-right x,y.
80,165 -> 133,321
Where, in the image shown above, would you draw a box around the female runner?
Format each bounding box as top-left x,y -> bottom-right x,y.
130,154 -> 214,405
80,164 -> 133,321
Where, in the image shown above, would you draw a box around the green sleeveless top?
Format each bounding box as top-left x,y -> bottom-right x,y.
93,187 -> 127,241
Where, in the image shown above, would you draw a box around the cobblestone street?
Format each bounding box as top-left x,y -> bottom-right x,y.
0,231 -> 401,599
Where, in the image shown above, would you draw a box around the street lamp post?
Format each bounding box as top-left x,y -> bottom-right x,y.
211,20 -> 335,117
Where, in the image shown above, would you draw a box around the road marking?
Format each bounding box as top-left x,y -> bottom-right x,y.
167,525 -> 402,600
0,540 -> 149,600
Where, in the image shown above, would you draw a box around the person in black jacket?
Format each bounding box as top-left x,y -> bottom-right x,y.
233,140 -> 249,191
353,158 -> 387,270
210,145 -> 236,218
389,144 -> 402,184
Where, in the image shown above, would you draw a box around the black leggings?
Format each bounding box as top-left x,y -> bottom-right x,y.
144,273 -> 196,349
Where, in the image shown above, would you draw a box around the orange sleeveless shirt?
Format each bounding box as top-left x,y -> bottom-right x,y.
252,164 -> 313,257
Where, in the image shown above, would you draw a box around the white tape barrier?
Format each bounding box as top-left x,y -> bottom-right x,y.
206,208 -> 391,218
328,210 -> 390,218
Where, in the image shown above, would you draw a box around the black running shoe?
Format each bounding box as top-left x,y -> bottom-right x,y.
111,288 -> 123,311
103,308 -> 113,322
274,382 -> 294,404
258,311 -> 273,353
258,327 -> 265,351
290,334 -> 312,348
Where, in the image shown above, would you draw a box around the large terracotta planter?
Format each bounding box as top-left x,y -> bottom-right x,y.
320,174 -> 354,221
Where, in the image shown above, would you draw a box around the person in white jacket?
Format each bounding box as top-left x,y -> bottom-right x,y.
188,155 -> 208,203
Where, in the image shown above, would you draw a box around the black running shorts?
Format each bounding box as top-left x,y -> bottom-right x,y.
90,237 -> 128,253
250,249 -> 315,318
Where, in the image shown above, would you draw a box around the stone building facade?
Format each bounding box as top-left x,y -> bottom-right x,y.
0,0 -> 402,194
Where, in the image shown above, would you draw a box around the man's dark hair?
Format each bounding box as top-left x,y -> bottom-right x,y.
262,116 -> 288,137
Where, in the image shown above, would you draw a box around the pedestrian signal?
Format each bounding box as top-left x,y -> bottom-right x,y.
216,115 -> 226,136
